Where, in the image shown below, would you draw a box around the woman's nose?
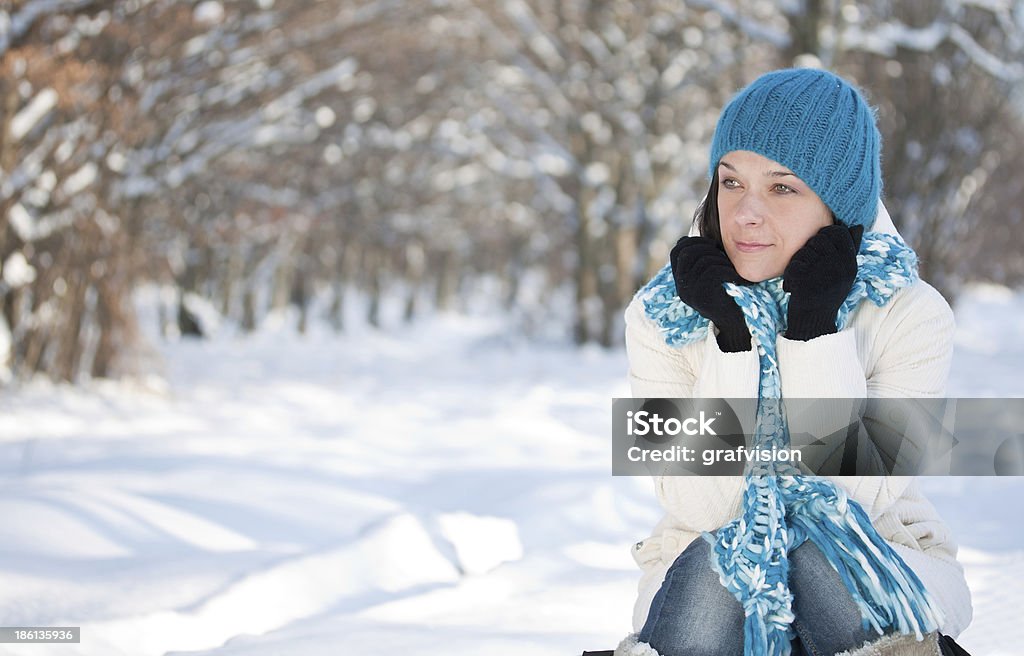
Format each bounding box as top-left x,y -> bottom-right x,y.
733,193 -> 766,225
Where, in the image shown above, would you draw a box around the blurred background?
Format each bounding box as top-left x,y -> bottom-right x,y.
1,2 -> 1024,656
1,0 -> 1023,381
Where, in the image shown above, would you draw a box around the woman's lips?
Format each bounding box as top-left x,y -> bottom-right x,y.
735,241 -> 771,253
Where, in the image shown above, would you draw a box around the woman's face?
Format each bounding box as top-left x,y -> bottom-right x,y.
716,150 -> 832,282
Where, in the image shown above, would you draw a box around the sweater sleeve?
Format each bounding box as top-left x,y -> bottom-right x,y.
623,294 -> 750,538
863,281 -> 955,398
624,293 -> 760,398
623,294 -> 698,398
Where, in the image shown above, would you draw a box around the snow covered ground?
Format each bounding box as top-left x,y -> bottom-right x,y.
0,284 -> 1023,656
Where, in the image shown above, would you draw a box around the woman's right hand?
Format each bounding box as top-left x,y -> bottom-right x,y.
670,236 -> 752,352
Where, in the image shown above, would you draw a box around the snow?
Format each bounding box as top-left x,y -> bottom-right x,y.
2,251 -> 37,288
313,107 -> 335,129
0,284 -> 1022,656
948,283 -> 1024,396
193,1 -> 224,25
61,163 -> 97,196
6,203 -> 37,243
438,512 -> 523,576
9,88 -> 57,142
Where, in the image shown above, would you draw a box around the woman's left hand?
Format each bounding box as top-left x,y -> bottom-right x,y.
783,224 -> 864,341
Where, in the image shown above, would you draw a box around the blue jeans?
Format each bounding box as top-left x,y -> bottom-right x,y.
639,533 -> 894,656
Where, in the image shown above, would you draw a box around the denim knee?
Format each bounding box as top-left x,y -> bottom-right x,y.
639,536 -> 744,656
788,539 -> 893,656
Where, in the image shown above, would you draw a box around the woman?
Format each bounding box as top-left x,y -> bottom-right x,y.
617,69 -> 972,656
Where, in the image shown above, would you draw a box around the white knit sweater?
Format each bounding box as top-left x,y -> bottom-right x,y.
623,275 -> 973,637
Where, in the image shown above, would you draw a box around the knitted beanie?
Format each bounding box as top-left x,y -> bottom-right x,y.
708,68 -> 882,229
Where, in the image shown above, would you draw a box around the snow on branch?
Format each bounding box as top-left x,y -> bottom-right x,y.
461,2 -> 574,117
839,15 -> 1022,82
501,0 -> 566,72
10,88 -> 59,142
839,21 -> 946,55
261,58 -> 358,121
0,0 -> 100,57
685,0 -> 790,49
480,85 -> 578,175
947,23 -> 1024,80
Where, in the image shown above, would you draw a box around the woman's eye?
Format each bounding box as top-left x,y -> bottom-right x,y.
721,178 -> 739,189
773,183 -> 795,194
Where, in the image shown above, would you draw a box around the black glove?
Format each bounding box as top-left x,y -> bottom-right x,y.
783,224 -> 864,341
671,236 -> 751,352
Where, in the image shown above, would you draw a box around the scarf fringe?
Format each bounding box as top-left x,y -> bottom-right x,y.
783,478 -> 944,639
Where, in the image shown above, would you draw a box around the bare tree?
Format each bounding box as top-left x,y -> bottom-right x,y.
2,0 -> 1022,383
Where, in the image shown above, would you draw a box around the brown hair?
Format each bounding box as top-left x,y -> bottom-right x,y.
694,170 -> 723,247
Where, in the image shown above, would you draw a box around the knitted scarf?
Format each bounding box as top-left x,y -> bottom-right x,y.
638,232 -> 943,656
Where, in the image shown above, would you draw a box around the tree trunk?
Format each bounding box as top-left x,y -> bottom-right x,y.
328,279 -> 345,332
290,259 -> 309,335
92,284 -> 116,379
435,250 -> 457,311
367,250 -> 381,328
177,263 -> 203,338
241,287 -> 257,333
177,295 -> 203,338
784,0 -> 823,63
55,280 -> 87,381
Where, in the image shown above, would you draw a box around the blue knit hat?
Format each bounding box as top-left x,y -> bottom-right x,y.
708,68 -> 882,229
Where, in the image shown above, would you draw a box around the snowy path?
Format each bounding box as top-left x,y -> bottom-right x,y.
1,286 -> 1023,655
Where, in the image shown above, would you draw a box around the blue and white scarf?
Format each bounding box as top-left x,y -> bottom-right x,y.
638,232 -> 942,655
